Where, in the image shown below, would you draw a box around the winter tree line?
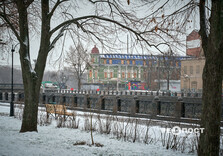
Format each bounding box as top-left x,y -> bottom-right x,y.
0,65 -> 87,89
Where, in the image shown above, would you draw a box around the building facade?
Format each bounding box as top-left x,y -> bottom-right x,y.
181,58 -> 223,92
181,30 -> 209,92
87,45 -> 191,91
180,58 -> 205,92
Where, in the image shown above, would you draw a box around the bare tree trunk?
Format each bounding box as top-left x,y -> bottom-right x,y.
198,1 -> 223,155
90,113 -> 94,145
20,79 -> 40,132
198,52 -> 222,155
19,0 -> 50,132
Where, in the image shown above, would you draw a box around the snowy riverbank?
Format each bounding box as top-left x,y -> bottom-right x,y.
0,104 -> 196,156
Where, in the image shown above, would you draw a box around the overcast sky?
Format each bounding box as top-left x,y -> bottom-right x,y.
0,0 -> 199,71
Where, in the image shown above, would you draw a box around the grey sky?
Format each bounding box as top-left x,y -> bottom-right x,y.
0,0 -> 199,71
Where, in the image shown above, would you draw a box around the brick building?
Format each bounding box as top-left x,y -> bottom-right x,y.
181,30 -> 222,92
186,30 -> 204,57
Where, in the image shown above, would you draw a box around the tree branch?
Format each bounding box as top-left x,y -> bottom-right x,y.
0,12 -> 23,44
48,0 -> 68,18
49,24 -> 68,51
50,15 -> 166,52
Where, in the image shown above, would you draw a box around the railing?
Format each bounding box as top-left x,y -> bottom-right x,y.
42,89 -> 203,98
1,90 -> 223,124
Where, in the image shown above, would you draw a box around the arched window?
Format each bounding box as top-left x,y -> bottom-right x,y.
110,72 -> 113,78
122,72 -> 125,78
89,70 -> 92,78
132,60 -> 135,65
134,72 -> 137,78
128,72 -> 131,78
95,71 -> 98,78
104,72 -> 107,78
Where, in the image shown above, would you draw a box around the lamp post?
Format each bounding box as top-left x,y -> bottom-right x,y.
10,43 -> 19,116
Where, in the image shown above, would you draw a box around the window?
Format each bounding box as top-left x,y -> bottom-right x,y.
134,72 -> 137,78
190,66 -> 193,74
184,66 -> 187,74
89,70 -> 92,78
143,60 -> 146,66
196,65 -> 200,74
121,60 -> 124,64
109,59 -> 112,64
104,59 -> 106,64
110,72 -> 113,78
127,60 -> 130,65
132,60 -> 135,65
104,72 -> 107,78
95,71 -> 98,78
128,72 -> 131,78
122,72 -> 125,78
176,61 -> 179,67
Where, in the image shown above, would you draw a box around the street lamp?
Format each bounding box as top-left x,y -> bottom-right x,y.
10,43 -> 19,116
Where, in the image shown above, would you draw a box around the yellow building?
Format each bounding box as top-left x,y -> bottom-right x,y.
181,58 -> 205,92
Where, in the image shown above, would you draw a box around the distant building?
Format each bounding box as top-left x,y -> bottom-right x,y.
181,57 -> 223,92
186,30 -> 204,57
87,46 -> 192,91
181,58 -> 205,92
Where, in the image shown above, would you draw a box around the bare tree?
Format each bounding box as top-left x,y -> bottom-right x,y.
0,1 -> 222,155
197,1 -> 223,155
65,42 -> 89,92
161,49 -> 181,91
0,0 -> 156,133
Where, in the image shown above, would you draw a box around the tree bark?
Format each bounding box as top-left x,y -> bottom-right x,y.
20,0 -> 50,132
198,48 -> 222,155
15,0 -> 38,132
198,0 -> 223,155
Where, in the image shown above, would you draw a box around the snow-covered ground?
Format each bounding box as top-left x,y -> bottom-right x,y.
0,103 -> 196,156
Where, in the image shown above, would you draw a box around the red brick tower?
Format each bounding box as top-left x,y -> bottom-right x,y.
186,30 -> 203,57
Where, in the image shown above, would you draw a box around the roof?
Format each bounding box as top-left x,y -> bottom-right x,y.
99,54 -> 192,60
91,45 -> 99,54
187,30 -> 200,41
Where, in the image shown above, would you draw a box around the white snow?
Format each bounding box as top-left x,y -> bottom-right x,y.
0,103 -> 196,156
